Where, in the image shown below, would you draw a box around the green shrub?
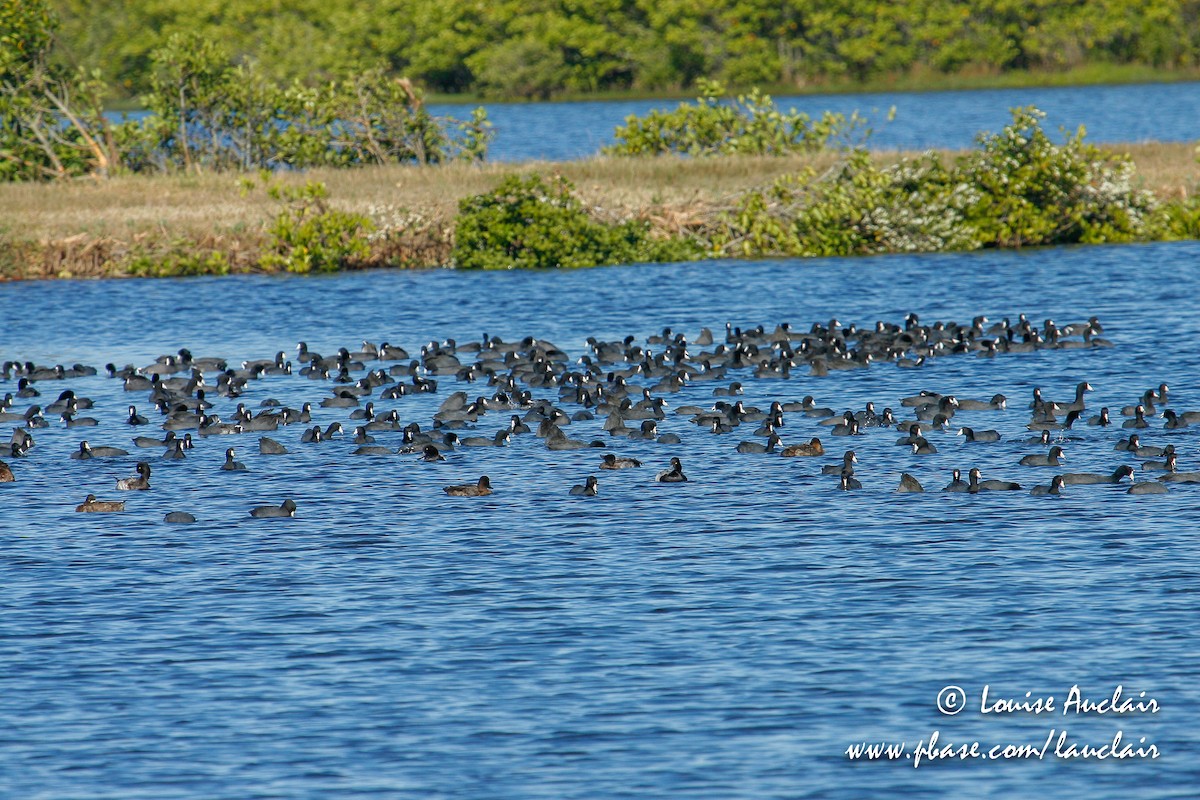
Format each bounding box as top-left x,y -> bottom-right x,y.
710,106 -> 1162,258
453,174 -> 700,269
142,35 -> 489,173
954,106 -> 1157,247
713,150 -> 978,257
258,179 -> 373,273
1,0 -> 114,181
127,249 -> 232,277
605,79 -> 860,157
1149,195 -> 1200,241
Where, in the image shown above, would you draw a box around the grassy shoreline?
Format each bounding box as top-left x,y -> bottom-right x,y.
2,142 -> 1198,281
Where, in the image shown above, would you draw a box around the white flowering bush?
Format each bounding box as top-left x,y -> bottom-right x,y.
710,106 -> 1160,257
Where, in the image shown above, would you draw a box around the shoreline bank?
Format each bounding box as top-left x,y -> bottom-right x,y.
1,143 -> 1197,281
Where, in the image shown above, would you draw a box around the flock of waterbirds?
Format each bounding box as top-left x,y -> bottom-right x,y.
2,311 -> 1193,522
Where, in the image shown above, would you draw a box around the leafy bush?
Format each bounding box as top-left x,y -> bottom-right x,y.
453,174 -> 699,269
1,13 -> 492,182
257,179 -> 373,273
0,0 -> 114,180
712,151 -> 976,257
605,79 -> 861,157
127,249 -> 232,277
1149,195 -> 1200,241
710,106 -> 1161,257
954,107 -> 1157,247
142,34 -> 491,173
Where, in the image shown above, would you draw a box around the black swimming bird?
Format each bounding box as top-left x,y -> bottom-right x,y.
116,461 -> 151,490
221,448 -> 247,471
1061,465 -> 1134,486
655,457 -> 687,483
569,476 -> 599,496
1030,475 -> 1066,496
250,499 -> 297,518
444,476 -> 492,497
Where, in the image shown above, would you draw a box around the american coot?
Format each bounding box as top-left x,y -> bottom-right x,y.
116,461 -> 151,490
1061,465 -> 1134,486
1027,409 -> 1082,431
910,436 -> 937,455
258,436 -> 288,455
444,476 -> 492,497
956,394 -> 1007,411
354,444 -> 394,456
1122,405 -> 1149,429
460,430 -> 511,447
839,469 -> 862,490
134,431 -> 175,448
1019,446 -> 1065,467
831,417 -> 861,437
968,468 -> 1021,492
1114,434 -> 1143,452
250,499 -> 298,517
1030,475 -> 1066,496
1141,452 -> 1177,472
1048,381 -> 1093,414
1162,410 -> 1189,430
736,434 -> 781,454
942,469 -> 969,492
1024,429 -> 1053,446
1121,390 -> 1158,417
1157,470 -> 1200,484
655,457 -> 687,483
821,450 -> 858,476
569,476 -> 599,496
164,511 -> 197,524
221,448 -> 247,471
76,494 -> 125,512
71,441 -> 130,459
958,427 -> 1001,443
1128,482 -> 1169,495
897,472 -> 923,493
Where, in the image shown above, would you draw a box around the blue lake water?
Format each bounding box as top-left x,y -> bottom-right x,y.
115,81 -> 1200,163
1,242 -> 1198,798
433,81 -> 1200,161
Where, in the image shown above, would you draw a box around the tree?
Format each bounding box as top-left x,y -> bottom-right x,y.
1,0 -> 114,180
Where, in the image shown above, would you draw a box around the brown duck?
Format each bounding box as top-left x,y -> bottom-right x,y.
75,494 -> 125,512
444,476 -> 492,497
781,437 -> 824,457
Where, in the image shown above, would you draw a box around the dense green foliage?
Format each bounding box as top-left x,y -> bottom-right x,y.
127,32 -> 481,172
50,0 -> 1200,100
3,2 -> 491,181
713,107 -> 1159,257
453,174 -> 701,269
256,178 -> 374,273
1,0 -> 114,179
605,80 -> 861,156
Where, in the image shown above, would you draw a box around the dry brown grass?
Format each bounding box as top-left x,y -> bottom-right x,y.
0,155 -> 849,240
1113,142 -> 1200,200
1,142 -> 1197,279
